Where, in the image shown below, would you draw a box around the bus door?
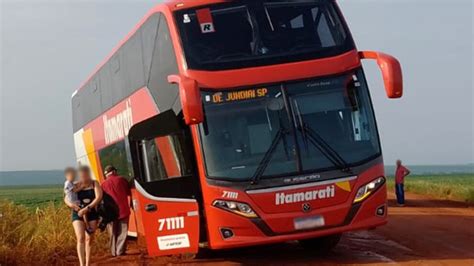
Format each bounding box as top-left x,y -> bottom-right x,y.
128,110 -> 200,256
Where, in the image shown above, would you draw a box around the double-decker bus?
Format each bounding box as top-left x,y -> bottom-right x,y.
72,0 -> 403,257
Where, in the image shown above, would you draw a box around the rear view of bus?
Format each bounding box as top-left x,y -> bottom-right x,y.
72,0 -> 403,257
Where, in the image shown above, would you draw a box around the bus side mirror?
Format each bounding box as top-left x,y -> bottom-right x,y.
359,51 -> 403,99
168,75 -> 204,125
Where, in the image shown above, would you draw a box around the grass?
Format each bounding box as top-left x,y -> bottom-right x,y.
0,186 -> 109,265
0,185 -> 63,208
386,174 -> 474,203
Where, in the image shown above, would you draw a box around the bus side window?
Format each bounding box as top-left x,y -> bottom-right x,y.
139,130 -> 194,183
140,139 -> 168,182
98,140 -> 134,182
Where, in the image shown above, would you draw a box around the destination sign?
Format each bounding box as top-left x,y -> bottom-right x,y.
203,88 -> 269,105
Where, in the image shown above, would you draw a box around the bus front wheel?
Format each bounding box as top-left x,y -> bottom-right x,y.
299,233 -> 342,254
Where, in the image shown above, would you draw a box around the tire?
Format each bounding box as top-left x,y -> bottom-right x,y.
299,233 -> 342,254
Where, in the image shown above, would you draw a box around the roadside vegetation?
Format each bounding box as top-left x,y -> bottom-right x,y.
0,174 -> 472,264
0,193 -> 108,264
0,185 -> 63,208
386,174 -> 474,203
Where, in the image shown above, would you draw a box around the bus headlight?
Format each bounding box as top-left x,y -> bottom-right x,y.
353,177 -> 385,203
213,200 -> 258,218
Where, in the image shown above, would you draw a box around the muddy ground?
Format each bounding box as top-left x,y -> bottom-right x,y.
90,192 -> 474,265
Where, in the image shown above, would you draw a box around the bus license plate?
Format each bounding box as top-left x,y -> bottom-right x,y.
294,215 -> 325,230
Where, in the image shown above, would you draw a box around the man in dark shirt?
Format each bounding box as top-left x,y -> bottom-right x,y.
101,165 -> 131,256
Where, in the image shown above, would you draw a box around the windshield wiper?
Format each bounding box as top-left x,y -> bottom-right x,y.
251,127 -> 289,185
292,100 -> 351,173
300,123 -> 352,173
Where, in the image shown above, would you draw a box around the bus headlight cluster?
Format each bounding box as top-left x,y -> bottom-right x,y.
213,200 -> 258,218
353,177 -> 385,203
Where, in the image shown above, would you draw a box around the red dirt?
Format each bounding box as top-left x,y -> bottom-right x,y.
88,192 -> 474,265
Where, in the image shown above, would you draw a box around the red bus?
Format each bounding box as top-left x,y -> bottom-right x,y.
72,0 -> 403,257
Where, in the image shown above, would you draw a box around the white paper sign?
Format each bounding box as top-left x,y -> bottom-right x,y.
157,233 -> 190,250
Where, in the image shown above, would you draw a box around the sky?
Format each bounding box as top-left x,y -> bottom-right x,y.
0,0 -> 473,171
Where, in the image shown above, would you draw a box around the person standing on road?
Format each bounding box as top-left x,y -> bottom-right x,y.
395,160 -> 411,206
101,165 -> 131,257
65,165 -> 103,266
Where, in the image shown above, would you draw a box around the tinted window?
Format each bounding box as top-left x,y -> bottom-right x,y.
175,1 -> 353,70
98,141 -> 134,181
140,131 -> 194,183
199,69 -> 381,181
200,87 -> 297,180
148,14 -> 180,112
72,13 -> 181,132
287,72 -> 380,172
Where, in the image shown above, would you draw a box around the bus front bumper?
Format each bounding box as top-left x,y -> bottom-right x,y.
207,184 -> 387,250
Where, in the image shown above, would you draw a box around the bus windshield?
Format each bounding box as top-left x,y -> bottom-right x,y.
175,1 -> 353,70
198,69 -> 381,181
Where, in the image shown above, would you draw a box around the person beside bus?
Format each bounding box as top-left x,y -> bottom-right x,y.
395,160 -> 411,206
63,167 -> 94,234
64,165 -> 103,266
101,165 -> 131,257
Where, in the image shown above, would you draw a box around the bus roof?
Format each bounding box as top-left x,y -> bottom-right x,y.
164,0 -> 228,11
73,0 -> 228,97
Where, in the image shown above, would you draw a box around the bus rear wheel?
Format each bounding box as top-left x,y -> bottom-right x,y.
299,233 -> 342,254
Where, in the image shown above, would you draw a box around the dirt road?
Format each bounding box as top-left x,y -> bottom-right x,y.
92,192 -> 474,265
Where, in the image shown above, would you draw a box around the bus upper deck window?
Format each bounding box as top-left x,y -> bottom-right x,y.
175,1 -> 354,70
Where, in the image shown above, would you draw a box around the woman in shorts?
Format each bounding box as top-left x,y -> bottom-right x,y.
64,165 -> 103,266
